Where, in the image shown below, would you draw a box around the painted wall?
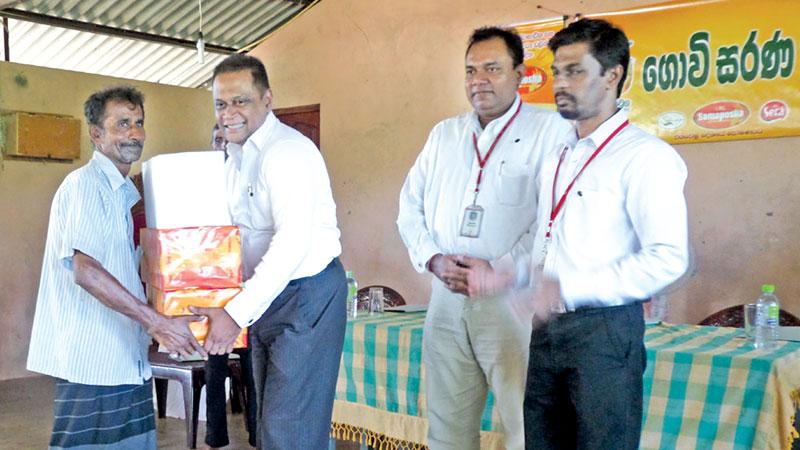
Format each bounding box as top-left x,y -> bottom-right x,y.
0,62 -> 215,380
3,0 -> 799,381
248,0 -> 800,323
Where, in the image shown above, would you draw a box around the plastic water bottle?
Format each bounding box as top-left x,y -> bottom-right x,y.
754,284 -> 780,350
346,271 -> 359,319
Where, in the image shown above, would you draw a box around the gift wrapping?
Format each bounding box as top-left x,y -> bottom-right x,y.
149,286 -> 247,348
140,226 -> 242,291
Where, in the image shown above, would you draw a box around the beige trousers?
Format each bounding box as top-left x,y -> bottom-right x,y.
423,278 -> 531,450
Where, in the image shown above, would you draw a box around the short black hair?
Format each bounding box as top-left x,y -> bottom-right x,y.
548,19 -> 629,98
466,26 -> 524,67
212,54 -> 270,94
83,85 -> 144,127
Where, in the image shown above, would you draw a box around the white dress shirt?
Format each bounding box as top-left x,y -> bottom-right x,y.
532,109 -> 689,310
397,96 -> 572,278
224,112 -> 342,327
27,151 -> 151,386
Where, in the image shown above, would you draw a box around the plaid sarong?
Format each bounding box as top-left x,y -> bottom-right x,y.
50,378 -> 156,449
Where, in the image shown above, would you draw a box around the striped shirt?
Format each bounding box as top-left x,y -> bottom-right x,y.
27,151 -> 152,386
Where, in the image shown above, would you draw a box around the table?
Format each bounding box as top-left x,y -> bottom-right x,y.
331,313 -> 800,450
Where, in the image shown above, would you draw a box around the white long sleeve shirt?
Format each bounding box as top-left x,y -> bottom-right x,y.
532,109 -> 689,310
223,112 -> 342,327
397,96 -> 572,279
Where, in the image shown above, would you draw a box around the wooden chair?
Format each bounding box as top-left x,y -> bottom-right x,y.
149,349 -> 247,449
698,305 -> 800,327
356,285 -> 406,310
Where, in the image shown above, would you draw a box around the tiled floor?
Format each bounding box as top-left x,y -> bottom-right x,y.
0,375 -> 361,449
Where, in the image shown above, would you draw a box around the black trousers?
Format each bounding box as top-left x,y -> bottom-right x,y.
249,258 -> 347,450
523,302 -> 646,450
205,349 -> 258,447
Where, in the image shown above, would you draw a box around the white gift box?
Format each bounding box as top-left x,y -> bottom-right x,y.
142,151 -> 232,229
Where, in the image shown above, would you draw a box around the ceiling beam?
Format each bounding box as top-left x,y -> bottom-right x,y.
0,8 -> 238,53
0,1 -> 23,10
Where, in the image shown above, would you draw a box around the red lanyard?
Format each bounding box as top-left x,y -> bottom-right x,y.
470,101 -> 522,199
545,120 -> 629,239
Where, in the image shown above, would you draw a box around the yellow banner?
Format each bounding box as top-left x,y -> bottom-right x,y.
514,0 -> 798,144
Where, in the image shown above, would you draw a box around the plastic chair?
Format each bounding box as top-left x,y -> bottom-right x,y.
149,349 -> 247,448
698,305 -> 800,327
356,285 -> 406,310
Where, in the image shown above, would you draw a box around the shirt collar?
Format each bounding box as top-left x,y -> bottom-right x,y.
91,151 -> 140,208
583,108 -> 628,148
92,151 -> 128,191
470,94 -> 522,134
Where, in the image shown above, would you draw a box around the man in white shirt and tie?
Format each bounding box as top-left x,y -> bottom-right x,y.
194,54 -> 346,450
522,19 -> 689,449
397,27 -> 571,450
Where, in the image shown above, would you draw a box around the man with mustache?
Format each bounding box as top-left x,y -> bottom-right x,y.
522,19 -> 688,449
27,86 -> 204,450
397,27 -> 570,450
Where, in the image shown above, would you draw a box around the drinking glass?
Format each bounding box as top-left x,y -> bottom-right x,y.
743,303 -> 758,339
369,287 -> 384,314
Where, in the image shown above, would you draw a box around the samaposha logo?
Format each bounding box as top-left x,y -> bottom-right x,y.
759,100 -> 789,123
518,66 -> 547,94
693,101 -> 750,130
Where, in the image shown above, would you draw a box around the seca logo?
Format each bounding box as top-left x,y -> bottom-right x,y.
760,100 -> 788,123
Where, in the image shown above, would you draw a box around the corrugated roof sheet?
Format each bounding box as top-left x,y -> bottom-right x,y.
0,0 -> 313,87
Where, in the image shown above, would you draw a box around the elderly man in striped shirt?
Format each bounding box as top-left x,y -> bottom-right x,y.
26,86 -> 205,449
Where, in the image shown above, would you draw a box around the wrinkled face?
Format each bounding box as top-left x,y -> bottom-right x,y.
551,42 -> 618,120
465,37 -> 524,125
212,70 -> 272,145
90,100 -> 145,173
211,126 -> 226,152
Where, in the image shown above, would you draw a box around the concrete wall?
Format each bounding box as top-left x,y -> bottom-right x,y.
0,62 -> 215,380
3,0 -> 799,380
248,0 -> 800,323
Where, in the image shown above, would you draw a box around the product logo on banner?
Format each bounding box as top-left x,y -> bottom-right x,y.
513,0 -> 799,144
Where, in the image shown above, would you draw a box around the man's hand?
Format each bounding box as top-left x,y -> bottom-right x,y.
427,254 -> 470,295
529,272 -> 562,328
505,271 -> 563,329
148,314 -> 207,359
189,306 -> 242,356
454,255 -> 513,298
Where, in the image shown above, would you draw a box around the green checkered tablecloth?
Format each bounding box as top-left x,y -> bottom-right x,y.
332,314 -> 800,450
642,323 -> 800,450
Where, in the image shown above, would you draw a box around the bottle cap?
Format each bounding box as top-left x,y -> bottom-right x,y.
761,284 -> 775,293
346,270 -> 354,278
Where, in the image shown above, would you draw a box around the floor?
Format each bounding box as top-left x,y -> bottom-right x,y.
0,375 -> 362,450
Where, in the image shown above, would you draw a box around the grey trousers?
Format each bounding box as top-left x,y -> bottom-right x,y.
523,302 -> 646,450
249,258 -> 347,450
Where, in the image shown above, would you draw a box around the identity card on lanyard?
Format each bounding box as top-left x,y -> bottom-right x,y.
460,102 -> 522,238
541,119 -> 629,259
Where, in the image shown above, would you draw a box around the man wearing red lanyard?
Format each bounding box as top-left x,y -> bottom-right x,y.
521,19 -> 689,449
397,27 -> 571,450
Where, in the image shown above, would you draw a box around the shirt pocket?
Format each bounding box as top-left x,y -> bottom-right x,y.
496,162 -> 532,207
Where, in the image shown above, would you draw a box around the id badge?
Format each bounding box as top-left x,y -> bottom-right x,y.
460,204 -> 484,238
